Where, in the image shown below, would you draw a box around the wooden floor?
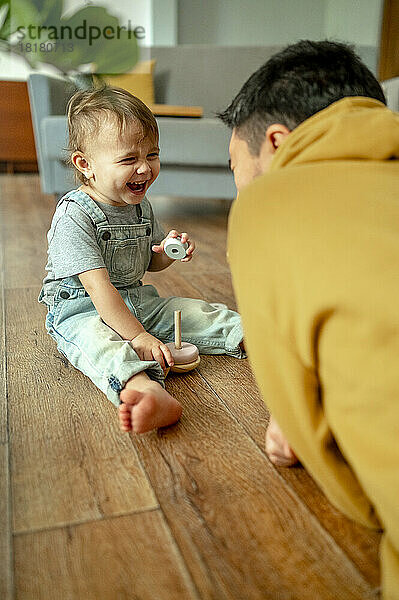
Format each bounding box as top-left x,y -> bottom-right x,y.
0,174 -> 382,600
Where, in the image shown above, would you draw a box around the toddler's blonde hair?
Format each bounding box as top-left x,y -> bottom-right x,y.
67,85 -> 159,183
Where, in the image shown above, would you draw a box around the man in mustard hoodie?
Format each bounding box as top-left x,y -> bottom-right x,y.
219,40 -> 399,599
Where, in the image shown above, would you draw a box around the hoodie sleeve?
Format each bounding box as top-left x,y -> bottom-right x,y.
227,175 -> 379,530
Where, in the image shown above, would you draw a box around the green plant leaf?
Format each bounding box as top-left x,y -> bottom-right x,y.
7,0 -> 43,65
39,0 -> 63,27
91,30 -> 139,74
9,0 -> 40,34
60,5 -> 138,70
11,3 -> 139,75
0,1 -> 11,40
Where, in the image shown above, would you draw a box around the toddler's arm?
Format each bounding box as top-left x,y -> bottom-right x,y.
149,230 -> 195,271
79,268 -> 145,339
78,267 -> 173,369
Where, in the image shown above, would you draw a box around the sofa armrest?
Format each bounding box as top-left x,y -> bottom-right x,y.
41,116 -> 69,160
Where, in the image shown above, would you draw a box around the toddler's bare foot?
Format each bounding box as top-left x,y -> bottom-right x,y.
118,374 -> 182,434
265,416 -> 298,467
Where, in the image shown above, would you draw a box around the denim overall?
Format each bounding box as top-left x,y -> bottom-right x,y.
41,191 -> 245,406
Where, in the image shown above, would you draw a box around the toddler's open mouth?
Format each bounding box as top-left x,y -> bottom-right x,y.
126,181 -> 147,195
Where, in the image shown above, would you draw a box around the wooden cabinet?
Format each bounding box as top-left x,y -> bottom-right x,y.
0,80 -> 38,172
379,0 -> 399,80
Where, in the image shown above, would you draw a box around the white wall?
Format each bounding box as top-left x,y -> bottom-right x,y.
177,0 -> 384,48
324,0 -> 383,46
178,0 -> 326,46
0,0 -> 384,79
0,51 -> 34,80
152,0 -> 177,46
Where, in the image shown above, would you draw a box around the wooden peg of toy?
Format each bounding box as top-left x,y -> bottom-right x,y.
166,310 -> 200,372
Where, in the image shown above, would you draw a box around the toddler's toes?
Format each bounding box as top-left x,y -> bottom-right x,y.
120,388 -> 142,406
118,402 -> 132,432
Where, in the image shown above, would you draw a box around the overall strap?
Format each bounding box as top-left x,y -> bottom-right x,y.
139,197 -> 153,220
58,189 -> 109,227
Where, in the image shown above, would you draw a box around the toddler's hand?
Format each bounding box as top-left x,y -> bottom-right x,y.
152,230 -> 195,262
130,331 -> 174,372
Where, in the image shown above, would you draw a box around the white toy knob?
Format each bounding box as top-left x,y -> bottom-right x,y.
164,237 -> 189,260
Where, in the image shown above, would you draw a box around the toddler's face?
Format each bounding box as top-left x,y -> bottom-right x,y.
82,117 -> 160,206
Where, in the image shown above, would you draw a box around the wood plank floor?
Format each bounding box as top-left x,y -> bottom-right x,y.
0,174 -> 382,599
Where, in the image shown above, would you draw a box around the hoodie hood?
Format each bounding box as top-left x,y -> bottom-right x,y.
270,97 -> 399,172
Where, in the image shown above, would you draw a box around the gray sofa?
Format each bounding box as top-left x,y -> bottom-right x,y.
28,44 -> 389,199
28,46 -> 283,198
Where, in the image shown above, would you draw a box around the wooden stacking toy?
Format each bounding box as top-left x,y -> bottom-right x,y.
164,236 -> 189,260
166,310 -> 200,373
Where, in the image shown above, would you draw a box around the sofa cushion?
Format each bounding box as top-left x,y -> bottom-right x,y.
149,165 -> 236,199
99,59 -> 156,106
157,117 -> 231,166
151,45 -> 379,117
151,46 -> 283,117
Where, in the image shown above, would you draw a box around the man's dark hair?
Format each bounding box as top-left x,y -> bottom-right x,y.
218,40 -> 386,156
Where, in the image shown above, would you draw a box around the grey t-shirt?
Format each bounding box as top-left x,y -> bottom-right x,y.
40,191 -> 165,306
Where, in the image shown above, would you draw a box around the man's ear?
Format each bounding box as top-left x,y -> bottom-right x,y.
258,124 -> 291,172
265,123 -> 291,151
72,151 -> 93,180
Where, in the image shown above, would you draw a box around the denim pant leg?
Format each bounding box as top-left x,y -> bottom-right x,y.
128,284 -> 246,357
45,292 -> 165,406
